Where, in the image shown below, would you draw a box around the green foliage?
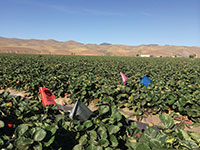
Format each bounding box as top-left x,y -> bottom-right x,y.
0,54 -> 200,149
0,120 -> 4,128
0,92 -> 77,149
0,93 -> 200,149
159,114 -> 174,128
0,55 -> 200,123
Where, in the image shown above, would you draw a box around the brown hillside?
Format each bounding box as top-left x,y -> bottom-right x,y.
0,36 -> 199,57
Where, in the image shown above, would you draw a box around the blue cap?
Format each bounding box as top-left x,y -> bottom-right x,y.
140,75 -> 152,87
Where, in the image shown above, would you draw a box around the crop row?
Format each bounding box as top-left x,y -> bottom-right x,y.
1,92 -> 200,149
0,54 -> 200,123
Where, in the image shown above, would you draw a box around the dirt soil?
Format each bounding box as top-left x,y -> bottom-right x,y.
0,88 -> 199,133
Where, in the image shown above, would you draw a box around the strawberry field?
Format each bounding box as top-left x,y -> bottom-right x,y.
0,54 -> 200,149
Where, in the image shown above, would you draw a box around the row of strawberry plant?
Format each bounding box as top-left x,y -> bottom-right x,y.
0,54 -> 200,122
1,92 -> 200,149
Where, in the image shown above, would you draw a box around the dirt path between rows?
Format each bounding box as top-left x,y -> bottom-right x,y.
0,88 -> 199,133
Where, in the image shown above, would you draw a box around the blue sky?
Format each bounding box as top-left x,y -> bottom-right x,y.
0,0 -> 199,46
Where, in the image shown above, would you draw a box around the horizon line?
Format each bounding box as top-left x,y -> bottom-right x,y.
0,36 -> 199,48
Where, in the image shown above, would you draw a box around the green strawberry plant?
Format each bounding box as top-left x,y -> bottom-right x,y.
0,92 -> 77,149
1,55 -> 199,123
1,92 -> 200,149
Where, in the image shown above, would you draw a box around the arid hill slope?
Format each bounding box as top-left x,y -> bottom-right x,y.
0,36 -> 199,57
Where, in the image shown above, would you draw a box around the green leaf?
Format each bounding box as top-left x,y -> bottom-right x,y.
89,130 -> 97,140
98,127 -> 108,139
149,139 -> 162,148
76,124 -> 84,131
45,125 -> 58,135
105,148 -> 113,150
15,137 -> 33,149
180,140 -> 199,149
98,139 -> 109,147
159,114 -> 174,128
168,96 -> 175,105
179,129 -> 193,141
110,134 -> 118,147
15,109 -> 21,117
126,141 -> 138,149
7,143 -> 13,149
136,143 -> 151,150
86,144 -> 96,150
0,120 -> 4,128
2,135 -> 10,141
3,91 -> 10,97
44,136 -> 55,147
111,111 -> 122,121
33,143 -> 42,150
21,138 -> 34,145
55,114 -> 65,122
73,144 -> 83,150
96,146 -> 103,150
83,120 -> 93,129
29,128 -> 36,137
129,121 -> 138,129
99,105 -> 109,115
82,91 -> 87,95
144,127 -> 158,139
0,138 -> 4,146
33,128 -> 47,141
190,132 -> 200,143
136,110 -> 142,116
79,134 -> 87,145
156,132 -> 167,144
141,100 -> 146,106
139,134 -> 151,143
15,124 -> 29,136
108,125 -> 120,134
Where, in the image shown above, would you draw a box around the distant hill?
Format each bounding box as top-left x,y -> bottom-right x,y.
0,36 -> 199,57
100,42 -> 112,45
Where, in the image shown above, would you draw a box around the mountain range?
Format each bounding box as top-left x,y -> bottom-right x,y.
0,36 -> 199,57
